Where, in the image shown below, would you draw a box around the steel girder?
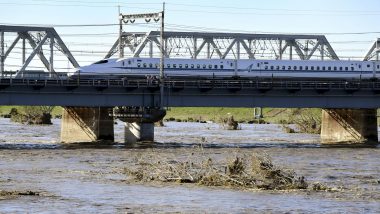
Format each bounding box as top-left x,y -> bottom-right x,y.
364,38 -> 380,61
106,31 -> 339,60
0,25 -> 79,78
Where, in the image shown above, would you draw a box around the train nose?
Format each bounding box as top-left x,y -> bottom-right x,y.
67,68 -> 82,77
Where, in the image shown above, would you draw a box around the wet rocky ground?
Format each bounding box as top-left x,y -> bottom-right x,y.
0,119 -> 379,213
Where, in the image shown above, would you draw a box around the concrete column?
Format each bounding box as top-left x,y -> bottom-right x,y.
125,122 -> 154,143
61,107 -> 114,143
119,108 -> 166,144
321,109 -> 378,145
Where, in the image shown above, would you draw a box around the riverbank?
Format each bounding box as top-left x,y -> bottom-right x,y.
0,106 -> 307,124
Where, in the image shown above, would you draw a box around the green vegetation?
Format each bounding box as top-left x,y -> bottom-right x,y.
0,106 -> 62,118
165,107 -> 321,124
8,106 -> 55,125
165,107 -> 263,123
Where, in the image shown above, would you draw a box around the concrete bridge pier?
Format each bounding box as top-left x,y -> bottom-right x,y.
61,107 -> 114,143
117,107 -> 166,143
125,122 -> 155,143
321,109 -> 378,145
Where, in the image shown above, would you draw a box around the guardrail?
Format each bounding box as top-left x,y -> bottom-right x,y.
1,77 -> 380,91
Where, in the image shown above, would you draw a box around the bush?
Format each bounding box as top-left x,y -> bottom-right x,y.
10,106 -> 54,125
220,115 -> 240,130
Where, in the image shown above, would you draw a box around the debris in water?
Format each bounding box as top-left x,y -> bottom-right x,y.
124,152 -> 308,190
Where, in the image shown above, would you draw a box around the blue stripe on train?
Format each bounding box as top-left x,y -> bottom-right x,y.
111,66 -> 375,74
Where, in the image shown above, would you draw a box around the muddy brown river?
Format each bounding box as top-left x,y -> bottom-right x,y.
0,118 -> 379,213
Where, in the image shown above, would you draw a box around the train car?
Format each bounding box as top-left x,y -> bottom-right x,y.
70,57 -> 380,80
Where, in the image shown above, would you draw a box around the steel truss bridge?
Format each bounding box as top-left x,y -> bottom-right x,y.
1,25 -> 380,109
364,38 -> 380,61
106,31 -> 339,60
0,25 -> 79,77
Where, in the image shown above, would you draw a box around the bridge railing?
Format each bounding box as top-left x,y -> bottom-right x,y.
1,76 -> 380,92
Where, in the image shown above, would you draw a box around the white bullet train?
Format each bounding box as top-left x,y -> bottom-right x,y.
71,57 -> 380,80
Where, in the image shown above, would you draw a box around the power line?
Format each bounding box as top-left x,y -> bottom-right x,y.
166,8 -> 380,16
0,2 -> 159,9
168,3 -> 380,14
1,21 -> 379,36
31,0 -> 161,5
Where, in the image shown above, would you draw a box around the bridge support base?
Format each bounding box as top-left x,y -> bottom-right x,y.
117,107 -> 166,144
60,107 -> 114,143
321,109 -> 378,145
125,122 -> 154,143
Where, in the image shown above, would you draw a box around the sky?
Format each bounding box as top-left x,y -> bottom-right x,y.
1,0 -> 380,71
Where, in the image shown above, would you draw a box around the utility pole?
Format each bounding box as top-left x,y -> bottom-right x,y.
0,31 -> 4,78
118,5 -> 124,58
119,5 -> 165,109
159,2 -> 165,109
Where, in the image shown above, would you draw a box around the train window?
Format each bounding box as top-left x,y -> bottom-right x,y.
155,63 -> 158,68
197,64 -> 200,68
300,66 -> 303,70
334,67 -> 337,71
203,64 -> 207,69
367,64 -> 371,68
257,63 -> 260,67
143,63 -> 147,68
358,65 -> 361,69
377,65 -> 380,69
288,66 -> 291,70
351,67 -> 354,71
282,66 -> 285,70
230,63 -> 233,67
339,67 -> 343,71
322,66 -> 325,71
214,65 -> 218,69
221,65 -> 224,69
149,63 -> 153,68
311,66 -> 314,70
94,59 -> 108,64
328,66 -> 331,70
270,66 -> 274,70
276,66 -> 280,70
179,64 -> 183,68
265,66 -> 268,70
167,64 -> 170,68
305,66 -> 308,70
137,63 -> 141,68
128,60 -> 131,65
185,64 -> 188,68
345,67 -> 348,71
293,66 -> 297,70
173,64 -> 177,68
191,64 -> 194,68
209,65 -> 212,69
122,61 -> 125,66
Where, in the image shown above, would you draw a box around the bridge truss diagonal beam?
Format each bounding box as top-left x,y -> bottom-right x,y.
364,39 -> 380,61
107,31 -> 339,61
0,25 -> 79,78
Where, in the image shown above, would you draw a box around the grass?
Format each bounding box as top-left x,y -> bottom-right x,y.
0,106 -> 63,117
4,106 -> 378,126
165,107 -> 255,122
165,107 -> 322,124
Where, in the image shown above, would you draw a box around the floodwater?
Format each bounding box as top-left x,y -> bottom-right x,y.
0,118 -> 379,213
